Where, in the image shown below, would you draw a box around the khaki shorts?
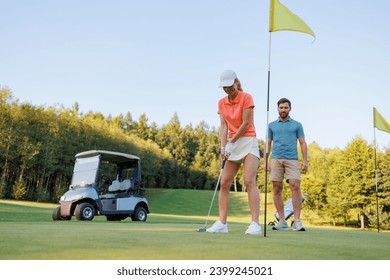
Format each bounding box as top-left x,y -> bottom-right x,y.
228,136 -> 260,163
270,158 -> 300,182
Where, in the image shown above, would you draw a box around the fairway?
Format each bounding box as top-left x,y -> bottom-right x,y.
0,195 -> 389,260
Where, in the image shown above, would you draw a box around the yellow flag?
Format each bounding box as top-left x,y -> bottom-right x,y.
269,0 -> 315,38
374,108 -> 390,134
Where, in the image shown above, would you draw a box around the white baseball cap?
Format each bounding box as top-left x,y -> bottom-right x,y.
219,70 -> 237,87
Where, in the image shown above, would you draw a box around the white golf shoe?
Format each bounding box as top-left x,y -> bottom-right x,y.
245,222 -> 262,235
206,220 -> 228,233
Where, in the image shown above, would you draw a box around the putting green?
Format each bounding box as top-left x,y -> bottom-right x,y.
0,197 -> 389,260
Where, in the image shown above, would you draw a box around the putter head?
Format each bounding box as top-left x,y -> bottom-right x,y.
196,228 -> 207,232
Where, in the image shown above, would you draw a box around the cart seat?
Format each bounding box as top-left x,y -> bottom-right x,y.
108,180 -> 121,192
100,180 -> 121,199
119,179 -> 134,191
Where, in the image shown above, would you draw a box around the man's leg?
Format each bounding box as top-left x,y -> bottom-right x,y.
272,181 -> 285,221
289,179 -> 302,221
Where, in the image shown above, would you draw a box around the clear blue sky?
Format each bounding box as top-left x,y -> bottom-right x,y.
1,0 -> 389,150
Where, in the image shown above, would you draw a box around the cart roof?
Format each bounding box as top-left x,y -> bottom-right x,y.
75,150 -> 140,163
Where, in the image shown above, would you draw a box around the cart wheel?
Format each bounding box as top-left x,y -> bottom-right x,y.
52,206 -> 72,221
52,206 -> 61,221
268,221 -> 275,226
131,206 -> 147,222
75,202 -> 95,221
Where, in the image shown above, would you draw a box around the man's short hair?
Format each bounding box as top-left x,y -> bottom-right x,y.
277,98 -> 291,107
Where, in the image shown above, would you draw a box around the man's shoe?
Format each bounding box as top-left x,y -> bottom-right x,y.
206,220 -> 228,233
272,220 -> 288,230
245,222 -> 262,235
293,220 -> 306,231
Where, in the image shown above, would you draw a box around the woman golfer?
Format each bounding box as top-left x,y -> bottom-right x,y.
207,70 -> 262,235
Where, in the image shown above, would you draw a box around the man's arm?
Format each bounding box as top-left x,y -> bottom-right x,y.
298,136 -> 308,171
263,138 -> 272,171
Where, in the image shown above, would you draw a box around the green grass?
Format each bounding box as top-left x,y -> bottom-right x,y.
0,189 -> 389,260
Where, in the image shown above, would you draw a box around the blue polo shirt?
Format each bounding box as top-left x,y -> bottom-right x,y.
268,117 -> 305,160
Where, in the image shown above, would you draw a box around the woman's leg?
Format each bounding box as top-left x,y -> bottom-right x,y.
243,154 -> 260,223
218,160 -> 240,223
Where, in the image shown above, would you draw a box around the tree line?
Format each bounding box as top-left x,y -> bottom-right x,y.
1,86 -> 389,230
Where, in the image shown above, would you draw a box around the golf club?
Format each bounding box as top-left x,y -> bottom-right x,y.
196,159 -> 226,232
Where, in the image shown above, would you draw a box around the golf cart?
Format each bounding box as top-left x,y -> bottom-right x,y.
52,150 -> 149,222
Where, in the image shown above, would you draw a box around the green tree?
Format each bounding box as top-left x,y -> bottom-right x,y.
139,114 -> 152,140
0,87 -> 14,198
374,147 -> 390,229
327,137 -> 375,227
302,143 -> 333,213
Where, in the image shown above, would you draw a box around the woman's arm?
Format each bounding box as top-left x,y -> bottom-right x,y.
230,108 -> 253,143
219,114 -> 228,150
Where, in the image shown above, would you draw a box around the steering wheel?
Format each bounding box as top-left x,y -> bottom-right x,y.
101,174 -> 112,185
97,175 -> 112,192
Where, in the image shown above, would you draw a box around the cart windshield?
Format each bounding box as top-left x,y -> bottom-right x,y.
70,155 -> 100,187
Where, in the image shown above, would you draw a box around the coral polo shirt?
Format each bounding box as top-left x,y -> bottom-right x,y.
218,91 -> 256,138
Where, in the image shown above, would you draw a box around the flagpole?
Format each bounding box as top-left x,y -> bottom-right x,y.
373,125 -> 380,233
263,31 -> 272,238
266,0 -> 315,236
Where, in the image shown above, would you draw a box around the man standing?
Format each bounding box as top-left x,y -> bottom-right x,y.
265,98 -> 308,231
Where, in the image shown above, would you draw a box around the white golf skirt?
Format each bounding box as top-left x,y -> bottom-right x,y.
227,136 -> 260,163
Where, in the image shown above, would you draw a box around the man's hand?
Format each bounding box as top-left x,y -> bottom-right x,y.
301,160 -> 308,173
